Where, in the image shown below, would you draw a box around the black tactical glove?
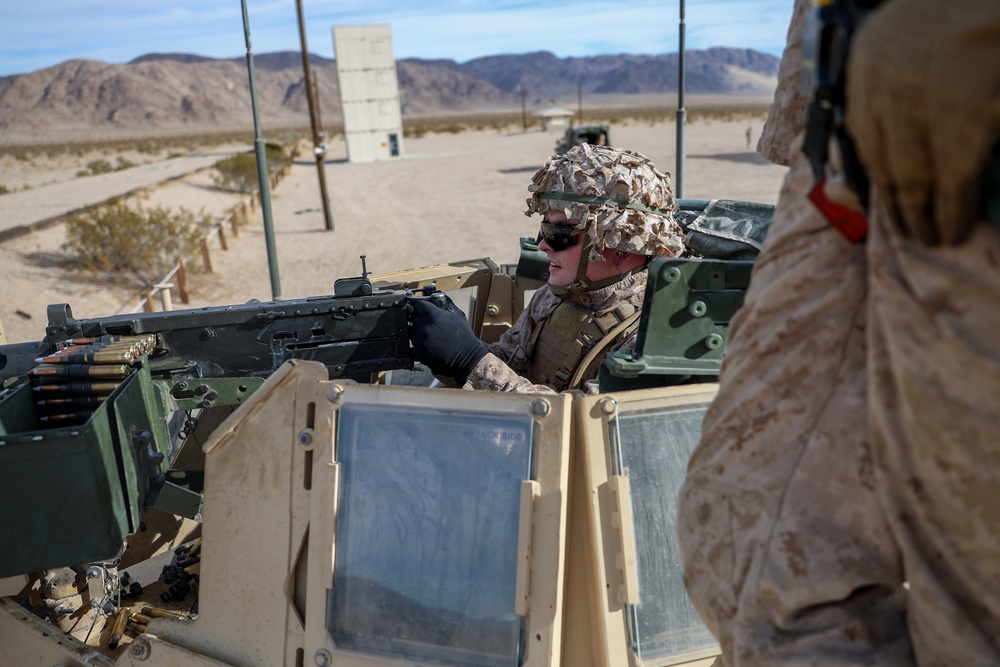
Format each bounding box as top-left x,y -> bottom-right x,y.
408,296 -> 488,384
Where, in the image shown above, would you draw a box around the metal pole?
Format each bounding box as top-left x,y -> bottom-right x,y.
296,0 -> 335,231
240,0 -> 282,300
676,0 -> 687,199
577,81 -> 583,125
520,84 -> 527,132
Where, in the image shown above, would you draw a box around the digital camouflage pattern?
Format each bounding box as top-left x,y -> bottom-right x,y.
847,0 -> 1000,245
464,271 -> 648,394
855,1 -> 1000,662
755,0 -> 810,166
682,0 -> 1000,664
677,137 -> 913,665
525,144 -> 685,261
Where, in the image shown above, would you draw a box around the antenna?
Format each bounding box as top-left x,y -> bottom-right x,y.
240,0 -> 282,300
676,0 -> 687,199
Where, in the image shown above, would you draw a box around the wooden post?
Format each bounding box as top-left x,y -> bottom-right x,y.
229,211 -> 239,238
201,239 -> 214,274
177,259 -> 190,304
217,225 -> 228,251
143,293 -> 155,313
156,284 -> 174,312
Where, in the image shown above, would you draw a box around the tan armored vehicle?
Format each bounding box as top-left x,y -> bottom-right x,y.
0,198 -> 771,667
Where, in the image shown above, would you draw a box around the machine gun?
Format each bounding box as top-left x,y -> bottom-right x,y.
0,260 -> 412,387
0,260 -> 414,577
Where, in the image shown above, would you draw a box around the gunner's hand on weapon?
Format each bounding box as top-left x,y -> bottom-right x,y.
409,284 -> 450,310
407,295 -> 487,384
846,0 -> 1000,245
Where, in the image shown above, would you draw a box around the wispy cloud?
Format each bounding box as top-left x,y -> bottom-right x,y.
1,0 -> 793,76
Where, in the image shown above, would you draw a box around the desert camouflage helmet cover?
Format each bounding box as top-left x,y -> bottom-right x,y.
525,144 -> 685,261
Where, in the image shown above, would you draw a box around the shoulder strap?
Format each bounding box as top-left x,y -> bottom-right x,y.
567,309 -> 642,390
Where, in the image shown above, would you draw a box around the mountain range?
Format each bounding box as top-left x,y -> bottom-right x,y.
0,48 -> 779,134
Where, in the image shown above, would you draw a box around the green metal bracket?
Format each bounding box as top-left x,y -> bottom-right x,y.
600,258 -> 754,390
157,377 -> 265,412
153,478 -> 204,522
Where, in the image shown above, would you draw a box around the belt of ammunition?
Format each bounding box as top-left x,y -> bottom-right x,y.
37,350 -> 138,365
107,609 -> 130,649
38,411 -> 93,423
140,606 -> 190,621
129,612 -> 153,625
31,381 -> 121,395
125,621 -> 148,635
36,396 -> 106,408
29,364 -> 131,379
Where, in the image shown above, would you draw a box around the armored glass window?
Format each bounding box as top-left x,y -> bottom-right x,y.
608,398 -> 718,664
329,402 -> 534,667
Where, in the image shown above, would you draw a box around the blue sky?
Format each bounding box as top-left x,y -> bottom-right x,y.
2,1 -> 794,78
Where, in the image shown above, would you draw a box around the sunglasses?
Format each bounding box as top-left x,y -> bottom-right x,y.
538,221 -> 583,251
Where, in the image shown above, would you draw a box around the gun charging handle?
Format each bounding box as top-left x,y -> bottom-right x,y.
407,284 -> 450,311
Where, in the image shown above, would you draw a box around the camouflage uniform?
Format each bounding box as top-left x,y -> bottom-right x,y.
677,0 -> 911,664
755,0 -> 810,167
849,1 -> 1000,663
462,144 -> 684,395
465,271 -> 647,394
681,0 -> 1000,664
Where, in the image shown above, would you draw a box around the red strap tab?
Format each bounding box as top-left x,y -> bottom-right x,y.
808,179 -> 869,243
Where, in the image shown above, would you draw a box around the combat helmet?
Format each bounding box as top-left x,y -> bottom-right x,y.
525,144 -> 684,294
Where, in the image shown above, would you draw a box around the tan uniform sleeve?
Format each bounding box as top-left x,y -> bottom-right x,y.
462,352 -> 559,394
756,0 -> 812,166
846,0 -> 1000,245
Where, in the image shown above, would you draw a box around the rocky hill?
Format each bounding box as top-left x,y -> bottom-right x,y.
0,48 -> 778,134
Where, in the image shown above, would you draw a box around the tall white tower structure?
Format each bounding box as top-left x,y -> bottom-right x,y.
332,24 -> 405,164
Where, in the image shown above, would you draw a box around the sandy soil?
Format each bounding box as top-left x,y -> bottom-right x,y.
0,119 -> 787,345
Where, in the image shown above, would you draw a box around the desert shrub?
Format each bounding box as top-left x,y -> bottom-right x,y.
78,158 -> 114,176
62,202 -> 211,286
0,184 -> 10,195
211,143 -> 290,193
75,155 -> 138,177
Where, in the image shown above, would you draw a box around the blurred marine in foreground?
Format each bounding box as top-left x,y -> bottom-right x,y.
678,0 -> 1000,665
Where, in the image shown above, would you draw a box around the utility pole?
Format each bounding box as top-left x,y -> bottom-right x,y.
296,0 -> 335,231
240,0 -> 281,300
676,0 -> 687,198
520,84 -> 528,132
577,81 -> 583,125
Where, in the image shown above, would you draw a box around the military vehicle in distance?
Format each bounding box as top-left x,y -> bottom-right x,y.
554,124 -> 611,155
0,198 -> 771,667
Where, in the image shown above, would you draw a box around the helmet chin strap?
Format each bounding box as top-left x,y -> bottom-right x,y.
551,243 -> 650,299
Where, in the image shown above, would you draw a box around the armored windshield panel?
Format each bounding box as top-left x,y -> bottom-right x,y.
576,384 -> 720,666
325,387 -> 571,667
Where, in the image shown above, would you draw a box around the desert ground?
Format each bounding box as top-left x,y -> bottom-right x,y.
0,117 -> 788,345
